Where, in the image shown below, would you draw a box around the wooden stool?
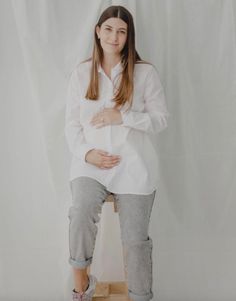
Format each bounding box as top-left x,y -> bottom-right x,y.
87,193 -> 130,300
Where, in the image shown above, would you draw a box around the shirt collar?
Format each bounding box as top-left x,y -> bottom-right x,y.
98,60 -> 123,78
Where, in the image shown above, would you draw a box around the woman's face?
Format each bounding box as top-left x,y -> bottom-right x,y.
96,17 -> 128,57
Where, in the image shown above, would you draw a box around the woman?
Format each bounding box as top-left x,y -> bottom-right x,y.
65,5 -> 170,301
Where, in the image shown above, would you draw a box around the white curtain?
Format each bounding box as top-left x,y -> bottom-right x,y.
1,0 -> 236,300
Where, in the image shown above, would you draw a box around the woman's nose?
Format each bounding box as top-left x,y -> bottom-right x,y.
111,32 -> 118,41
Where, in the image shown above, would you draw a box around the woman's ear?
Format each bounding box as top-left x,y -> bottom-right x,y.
96,26 -> 100,39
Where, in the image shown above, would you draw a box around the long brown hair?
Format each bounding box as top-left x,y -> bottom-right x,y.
81,5 -> 151,112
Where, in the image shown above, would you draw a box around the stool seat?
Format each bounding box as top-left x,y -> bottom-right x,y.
105,193 -> 118,212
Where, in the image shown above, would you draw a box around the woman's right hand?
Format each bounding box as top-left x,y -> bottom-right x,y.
85,149 -> 121,169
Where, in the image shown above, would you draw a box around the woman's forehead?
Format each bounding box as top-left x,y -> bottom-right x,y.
103,17 -> 127,29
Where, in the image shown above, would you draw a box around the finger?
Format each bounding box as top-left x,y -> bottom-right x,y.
100,158 -> 121,169
97,150 -> 120,158
99,155 -> 120,161
100,166 -> 112,169
100,153 -> 113,158
103,159 -> 120,165
95,123 -> 105,129
94,120 -> 108,128
101,154 -> 120,160
91,114 -> 101,121
101,162 -> 119,169
102,155 -> 120,162
103,159 -> 121,166
103,108 -> 113,111
90,113 -> 102,122
100,163 -> 114,169
91,118 -> 106,127
90,117 -> 100,125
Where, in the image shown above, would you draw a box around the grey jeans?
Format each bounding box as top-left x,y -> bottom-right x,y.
68,176 -> 156,301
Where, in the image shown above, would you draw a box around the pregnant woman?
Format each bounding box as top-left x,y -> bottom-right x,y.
65,5 -> 170,301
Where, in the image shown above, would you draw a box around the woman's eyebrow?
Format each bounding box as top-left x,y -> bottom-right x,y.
105,25 -> 127,30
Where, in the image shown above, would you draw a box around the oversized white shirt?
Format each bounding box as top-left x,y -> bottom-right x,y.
64,59 -> 170,194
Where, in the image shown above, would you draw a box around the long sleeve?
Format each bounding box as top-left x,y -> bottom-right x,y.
64,68 -> 96,162
120,65 -> 170,134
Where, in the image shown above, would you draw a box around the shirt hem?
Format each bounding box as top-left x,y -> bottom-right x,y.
69,174 -> 157,195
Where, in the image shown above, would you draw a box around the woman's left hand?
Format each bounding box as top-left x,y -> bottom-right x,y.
90,108 -> 123,128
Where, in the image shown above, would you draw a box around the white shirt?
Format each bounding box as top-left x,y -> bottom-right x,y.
64,59 -> 170,194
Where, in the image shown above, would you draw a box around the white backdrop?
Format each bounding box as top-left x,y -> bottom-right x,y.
1,0 -> 236,300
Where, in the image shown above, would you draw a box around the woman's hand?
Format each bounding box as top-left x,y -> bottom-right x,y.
90,108 -> 123,128
85,149 -> 121,169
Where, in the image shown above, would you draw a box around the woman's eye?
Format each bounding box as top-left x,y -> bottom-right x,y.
105,28 -> 126,34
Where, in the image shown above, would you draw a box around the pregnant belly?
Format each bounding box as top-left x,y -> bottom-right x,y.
84,125 -> 131,151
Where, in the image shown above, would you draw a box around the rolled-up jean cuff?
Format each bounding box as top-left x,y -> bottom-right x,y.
128,290 -> 153,301
68,257 -> 92,269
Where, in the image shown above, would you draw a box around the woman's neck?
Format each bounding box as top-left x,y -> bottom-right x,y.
101,56 -> 121,79
101,56 -> 121,70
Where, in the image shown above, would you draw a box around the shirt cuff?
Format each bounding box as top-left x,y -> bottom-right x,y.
78,144 -> 96,163
120,109 -> 152,132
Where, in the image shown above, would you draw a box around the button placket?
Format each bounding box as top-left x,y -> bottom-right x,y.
99,65 -> 122,157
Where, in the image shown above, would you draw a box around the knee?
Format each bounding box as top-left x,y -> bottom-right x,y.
122,236 -> 153,250
68,204 -> 85,221
68,201 -> 102,224
120,226 -> 149,244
